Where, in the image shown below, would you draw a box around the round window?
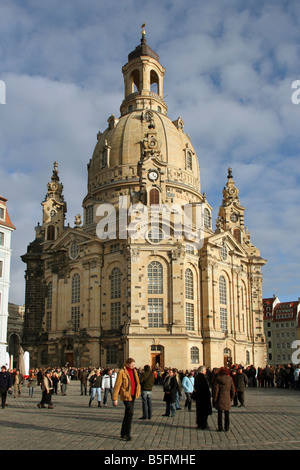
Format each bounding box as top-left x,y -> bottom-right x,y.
69,242 -> 80,260
147,227 -> 164,244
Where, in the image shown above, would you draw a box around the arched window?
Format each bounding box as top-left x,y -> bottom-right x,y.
71,273 -> 80,331
69,241 -> 79,260
191,347 -> 199,364
185,269 -> 194,300
111,267 -> 121,299
233,228 -> 241,243
85,205 -> 93,225
46,282 -> 52,332
47,225 -> 55,241
204,209 -> 211,229
219,276 -> 227,333
130,69 -> 140,93
150,70 -> 159,94
219,276 -> 227,305
100,148 -> 107,169
246,350 -> 250,365
149,188 -> 159,205
186,151 -> 193,170
148,261 -> 163,294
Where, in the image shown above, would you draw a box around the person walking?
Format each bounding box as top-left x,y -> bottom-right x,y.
79,368 -> 89,396
0,365 -> 12,409
89,369 -> 103,407
174,369 -> 183,410
230,369 -> 238,406
13,369 -> 23,398
27,370 -> 37,398
182,371 -> 195,412
60,368 -> 69,396
235,366 -> 248,407
51,369 -> 60,395
113,358 -> 140,441
194,366 -> 212,429
37,370 -> 54,409
139,365 -> 154,420
162,368 -> 178,417
213,367 -> 235,432
102,368 -> 117,406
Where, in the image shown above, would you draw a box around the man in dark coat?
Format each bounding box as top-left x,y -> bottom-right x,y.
162,369 -> 178,417
194,366 -> 212,429
235,366 -> 248,407
139,365 -> 155,419
79,368 -> 89,395
0,365 -> 12,409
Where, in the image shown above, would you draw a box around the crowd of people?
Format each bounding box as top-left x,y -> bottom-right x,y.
0,361 -> 299,440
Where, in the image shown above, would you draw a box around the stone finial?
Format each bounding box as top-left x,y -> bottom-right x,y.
74,214 -> 82,227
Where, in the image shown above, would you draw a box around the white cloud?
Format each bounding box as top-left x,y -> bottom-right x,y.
1,0 -> 300,304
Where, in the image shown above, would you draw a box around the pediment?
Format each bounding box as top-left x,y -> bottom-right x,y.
205,232 -> 247,257
50,227 -> 98,251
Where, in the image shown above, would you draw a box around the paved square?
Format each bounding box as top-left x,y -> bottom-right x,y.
1,381 -> 300,451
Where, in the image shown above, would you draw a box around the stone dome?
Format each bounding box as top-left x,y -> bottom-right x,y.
85,33 -> 203,208
88,109 -> 200,195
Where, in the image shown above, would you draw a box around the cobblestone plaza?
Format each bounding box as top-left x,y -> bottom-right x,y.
1,381 -> 300,452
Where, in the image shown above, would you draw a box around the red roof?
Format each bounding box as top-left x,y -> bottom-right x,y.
273,301 -> 299,322
0,196 -> 16,230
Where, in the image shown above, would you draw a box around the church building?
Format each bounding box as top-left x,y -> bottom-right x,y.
22,29 -> 267,369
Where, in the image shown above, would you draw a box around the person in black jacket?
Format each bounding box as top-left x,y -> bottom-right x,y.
194,366 -> 212,429
162,369 -> 178,417
89,369 -> 103,407
139,365 -> 155,420
235,367 -> 248,407
0,366 -> 12,409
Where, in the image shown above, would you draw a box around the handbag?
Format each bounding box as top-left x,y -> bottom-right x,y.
188,377 -> 196,400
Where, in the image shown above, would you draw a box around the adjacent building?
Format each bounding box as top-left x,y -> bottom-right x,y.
263,295 -> 300,366
0,196 -> 16,366
21,30 -> 267,369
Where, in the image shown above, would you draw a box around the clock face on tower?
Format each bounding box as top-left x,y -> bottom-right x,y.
148,170 -> 158,181
230,212 -> 238,222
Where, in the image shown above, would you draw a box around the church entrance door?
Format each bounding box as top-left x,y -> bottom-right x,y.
66,352 -> 74,367
150,345 -> 164,369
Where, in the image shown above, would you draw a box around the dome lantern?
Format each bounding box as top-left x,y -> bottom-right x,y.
120,25 -> 168,116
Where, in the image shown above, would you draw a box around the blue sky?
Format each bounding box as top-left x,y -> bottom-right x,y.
0,0 -> 300,305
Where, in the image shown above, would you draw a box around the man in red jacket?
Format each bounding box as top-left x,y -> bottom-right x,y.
113,358 -> 140,441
